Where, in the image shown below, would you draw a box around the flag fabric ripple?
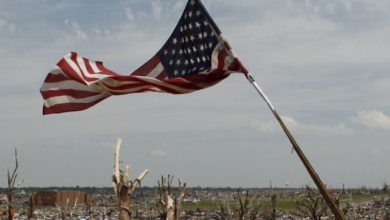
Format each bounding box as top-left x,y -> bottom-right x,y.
40,0 -> 248,115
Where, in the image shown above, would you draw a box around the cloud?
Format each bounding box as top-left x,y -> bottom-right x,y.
259,115 -> 354,136
151,150 -> 167,157
0,18 -> 15,33
152,1 -> 162,20
356,110 -> 390,130
65,20 -> 87,39
125,8 -> 134,21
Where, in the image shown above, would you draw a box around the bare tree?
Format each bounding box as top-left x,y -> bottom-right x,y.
155,175 -> 186,220
112,138 -> 149,220
294,186 -> 328,220
7,148 -> 23,220
216,200 -> 232,220
232,189 -> 264,220
55,198 -> 69,220
234,189 -> 250,220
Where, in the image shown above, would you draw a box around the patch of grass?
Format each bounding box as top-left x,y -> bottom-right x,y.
180,192 -> 389,212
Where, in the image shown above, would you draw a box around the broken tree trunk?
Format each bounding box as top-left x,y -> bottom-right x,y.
112,138 -> 149,220
156,175 -> 186,220
7,148 -> 22,220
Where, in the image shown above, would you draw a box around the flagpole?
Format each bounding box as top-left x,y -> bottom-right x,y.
246,73 -> 347,220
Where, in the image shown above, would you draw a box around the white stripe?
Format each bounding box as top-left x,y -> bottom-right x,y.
40,80 -> 103,93
49,65 -> 66,75
44,93 -> 109,107
98,76 -> 195,94
98,84 -> 163,94
145,62 -> 164,78
76,55 -> 111,82
130,76 -> 195,93
89,60 -> 101,73
210,42 -> 223,70
101,78 -> 139,87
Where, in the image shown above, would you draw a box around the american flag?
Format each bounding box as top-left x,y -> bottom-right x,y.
40,0 -> 248,115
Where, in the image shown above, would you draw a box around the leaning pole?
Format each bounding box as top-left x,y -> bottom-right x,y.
246,73 -> 347,220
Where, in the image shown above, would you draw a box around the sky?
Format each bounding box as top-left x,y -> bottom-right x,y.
1,0 -> 390,189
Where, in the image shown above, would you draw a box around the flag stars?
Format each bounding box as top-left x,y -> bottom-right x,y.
157,1 -> 219,78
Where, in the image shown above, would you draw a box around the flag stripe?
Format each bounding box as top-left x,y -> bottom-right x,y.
131,55 -> 161,76
43,95 -> 109,115
41,89 -> 101,100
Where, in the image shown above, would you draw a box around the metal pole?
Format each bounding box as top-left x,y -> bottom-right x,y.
246,73 -> 347,220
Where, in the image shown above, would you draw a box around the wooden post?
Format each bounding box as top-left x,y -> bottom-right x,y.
247,73 -> 347,220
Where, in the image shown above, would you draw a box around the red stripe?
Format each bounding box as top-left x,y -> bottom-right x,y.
131,55 -> 160,76
57,59 -> 86,84
69,52 -> 100,82
156,70 -> 168,80
43,95 -> 109,115
44,72 -> 70,83
95,62 -> 119,76
103,76 -> 201,94
217,50 -> 228,70
41,89 -> 101,99
227,58 -> 249,74
83,58 -> 97,75
224,42 -> 232,50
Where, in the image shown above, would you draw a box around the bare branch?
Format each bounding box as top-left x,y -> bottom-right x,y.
130,169 -> 149,192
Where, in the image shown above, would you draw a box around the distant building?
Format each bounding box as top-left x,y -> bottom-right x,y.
0,194 -> 7,205
31,191 -> 91,206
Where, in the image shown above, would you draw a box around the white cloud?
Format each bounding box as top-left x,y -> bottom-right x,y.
125,8 -> 134,21
173,1 -> 185,11
65,20 -> 87,39
356,110 -> 390,130
259,115 -> 354,136
151,150 -> 167,157
0,18 -> 15,33
152,1 -> 162,20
